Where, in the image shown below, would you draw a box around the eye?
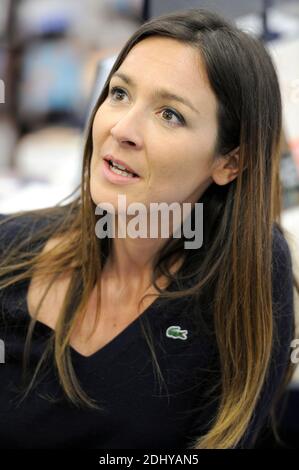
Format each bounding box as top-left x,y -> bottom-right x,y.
109,86 -> 128,102
108,86 -> 186,126
160,108 -> 185,126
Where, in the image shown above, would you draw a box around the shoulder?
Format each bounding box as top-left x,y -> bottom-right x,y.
272,222 -> 293,273
271,223 -> 294,321
271,223 -> 294,383
0,212 -> 54,261
0,212 -> 44,240
271,223 -> 294,380
239,223 -> 295,448
0,213 -> 32,257
0,212 -> 32,235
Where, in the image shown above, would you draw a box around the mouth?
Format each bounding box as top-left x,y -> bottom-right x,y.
103,156 -> 140,178
104,154 -> 139,177
102,158 -> 141,185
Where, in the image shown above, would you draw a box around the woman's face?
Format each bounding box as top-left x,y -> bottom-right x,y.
90,36 -> 221,212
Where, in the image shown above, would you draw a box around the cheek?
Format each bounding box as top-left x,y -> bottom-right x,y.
92,103 -> 114,140
92,109 -> 105,143
149,144 -> 213,198
149,146 -> 195,182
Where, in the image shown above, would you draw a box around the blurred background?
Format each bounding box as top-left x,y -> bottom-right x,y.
0,0 -> 299,448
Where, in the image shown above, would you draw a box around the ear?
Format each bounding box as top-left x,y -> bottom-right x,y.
211,146 -> 240,186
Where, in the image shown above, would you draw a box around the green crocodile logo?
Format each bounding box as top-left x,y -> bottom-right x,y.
166,325 -> 188,340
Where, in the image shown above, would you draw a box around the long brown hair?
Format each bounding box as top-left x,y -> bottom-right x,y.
1,8 -> 298,448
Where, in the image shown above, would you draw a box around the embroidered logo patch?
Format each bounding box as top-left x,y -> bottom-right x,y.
166,325 -> 188,340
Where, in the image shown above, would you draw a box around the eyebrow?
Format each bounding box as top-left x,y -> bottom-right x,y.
111,71 -> 200,115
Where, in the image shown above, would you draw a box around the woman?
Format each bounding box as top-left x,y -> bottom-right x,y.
0,8 -> 298,449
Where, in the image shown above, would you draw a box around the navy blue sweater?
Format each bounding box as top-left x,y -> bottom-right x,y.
0,213 -> 295,449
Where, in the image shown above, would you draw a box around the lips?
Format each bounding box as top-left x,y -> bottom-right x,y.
103,154 -> 139,177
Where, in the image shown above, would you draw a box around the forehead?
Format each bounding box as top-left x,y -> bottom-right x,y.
116,36 -> 217,112
119,37 -> 209,86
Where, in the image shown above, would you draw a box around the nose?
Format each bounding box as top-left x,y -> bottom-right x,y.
110,107 -> 143,150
